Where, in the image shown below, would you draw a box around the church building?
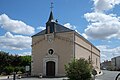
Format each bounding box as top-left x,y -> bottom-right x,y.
31,10 -> 100,77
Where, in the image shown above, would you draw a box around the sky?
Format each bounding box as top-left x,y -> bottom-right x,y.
0,0 -> 120,62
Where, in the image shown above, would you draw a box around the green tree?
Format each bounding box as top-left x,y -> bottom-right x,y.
65,58 -> 92,80
19,66 -> 25,73
3,66 -> 14,75
20,56 -> 31,66
0,51 -> 11,74
14,67 -> 20,73
0,51 -> 31,75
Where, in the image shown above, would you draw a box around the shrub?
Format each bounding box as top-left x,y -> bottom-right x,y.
65,58 -> 92,80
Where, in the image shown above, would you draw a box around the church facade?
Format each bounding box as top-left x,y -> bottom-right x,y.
31,11 -> 100,77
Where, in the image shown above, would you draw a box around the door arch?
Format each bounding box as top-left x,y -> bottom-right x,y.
46,61 -> 55,76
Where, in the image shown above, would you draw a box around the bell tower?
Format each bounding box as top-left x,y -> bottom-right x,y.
46,2 -> 56,34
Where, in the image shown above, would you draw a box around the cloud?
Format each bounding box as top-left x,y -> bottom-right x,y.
94,0 -> 113,12
19,52 -> 31,56
0,32 -> 31,50
37,26 -> 45,30
0,14 -> 35,35
84,12 -> 120,39
83,0 -> 120,40
82,33 -> 88,39
64,23 -> 76,30
97,45 -> 120,62
86,0 -> 120,61
93,0 -> 120,12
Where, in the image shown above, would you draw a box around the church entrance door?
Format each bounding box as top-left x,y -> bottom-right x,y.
46,61 -> 55,77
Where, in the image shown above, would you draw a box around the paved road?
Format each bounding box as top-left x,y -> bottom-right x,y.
0,70 -> 120,80
96,70 -> 120,80
0,76 -> 68,80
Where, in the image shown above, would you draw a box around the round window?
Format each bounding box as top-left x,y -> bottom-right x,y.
48,49 -> 54,55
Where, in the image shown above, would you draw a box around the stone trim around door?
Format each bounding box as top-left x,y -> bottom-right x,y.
43,54 -> 58,76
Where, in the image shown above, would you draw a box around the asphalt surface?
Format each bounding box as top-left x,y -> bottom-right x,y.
0,70 -> 120,80
96,70 -> 120,80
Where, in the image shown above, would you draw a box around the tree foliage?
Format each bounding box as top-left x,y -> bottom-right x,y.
65,58 -> 92,80
4,66 -> 14,75
0,51 -> 31,75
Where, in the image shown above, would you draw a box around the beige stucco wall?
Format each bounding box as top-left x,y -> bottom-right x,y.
31,31 -> 101,76
75,44 -> 91,60
74,33 -> 100,73
91,53 -> 100,73
31,31 -> 74,76
31,35 -> 46,76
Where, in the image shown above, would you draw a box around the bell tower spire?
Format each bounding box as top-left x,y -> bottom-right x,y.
47,2 -> 54,22
50,2 -> 53,11
48,11 -> 54,22
46,2 -> 56,34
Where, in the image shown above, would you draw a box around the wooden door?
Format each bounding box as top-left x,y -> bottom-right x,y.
46,61 -> 55,76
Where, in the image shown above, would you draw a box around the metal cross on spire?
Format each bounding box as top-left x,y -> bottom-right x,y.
50,2 -> 53,11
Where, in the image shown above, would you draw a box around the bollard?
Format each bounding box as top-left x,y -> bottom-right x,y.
13,72 -> 16,80
7,76 -> 9,79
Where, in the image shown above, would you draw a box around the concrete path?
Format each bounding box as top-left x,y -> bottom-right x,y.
0,76 -> 103,80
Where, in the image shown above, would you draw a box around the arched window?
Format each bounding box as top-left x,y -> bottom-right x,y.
48,49 -> 54,55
